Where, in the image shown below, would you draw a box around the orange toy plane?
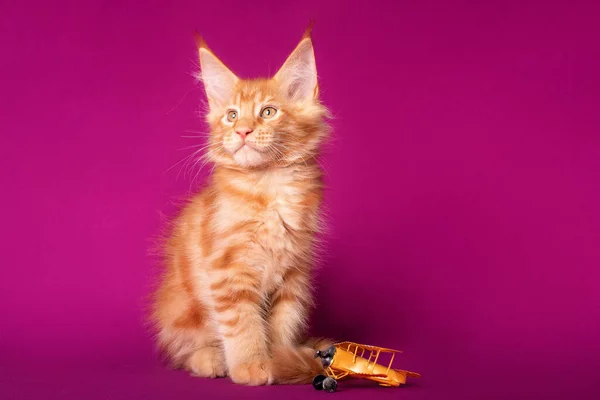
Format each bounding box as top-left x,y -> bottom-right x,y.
312,341 -> 421,392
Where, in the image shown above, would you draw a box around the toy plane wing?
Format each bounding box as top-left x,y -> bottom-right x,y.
346,372 -> 389,378
334,341 -> 404,353
395,370 -> 422,378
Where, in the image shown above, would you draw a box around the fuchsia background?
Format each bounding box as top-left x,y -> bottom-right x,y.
1,0 -> 600,398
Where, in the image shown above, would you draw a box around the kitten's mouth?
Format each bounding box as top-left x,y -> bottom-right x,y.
235,142 -> 261,153
232,142 -> 266,167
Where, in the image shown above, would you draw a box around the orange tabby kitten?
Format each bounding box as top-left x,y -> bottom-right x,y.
151,27 -> 332,385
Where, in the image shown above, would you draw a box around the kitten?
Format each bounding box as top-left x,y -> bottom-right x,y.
150,26 -> 332,386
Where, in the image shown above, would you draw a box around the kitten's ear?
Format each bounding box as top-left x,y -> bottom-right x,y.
194,32 -> 239,108
274,25 -> 318,102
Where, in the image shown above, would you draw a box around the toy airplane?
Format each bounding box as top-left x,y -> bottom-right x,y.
312,341 -> 421,392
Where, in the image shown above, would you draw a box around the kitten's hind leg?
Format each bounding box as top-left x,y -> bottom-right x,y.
152,276 -> 226,377
157,323 -> 227,378
186,345 -> 227,378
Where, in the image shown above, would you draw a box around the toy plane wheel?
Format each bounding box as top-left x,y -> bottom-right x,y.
313,374 -> 327,390
312,375 -> 338,392
323,377 -> 338,393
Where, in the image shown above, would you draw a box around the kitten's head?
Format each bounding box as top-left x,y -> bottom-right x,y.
196,27 -> 329,169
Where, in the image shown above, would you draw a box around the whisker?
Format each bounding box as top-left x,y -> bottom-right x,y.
177,142 -> 213,151
188,149 -> 218,192
164,87 -> 204,116
178,148 -> 204,181
187,157 -> 205,190
182,135 -> 210,139
265,145 -> 279,158
163,148 -> 202,175
185,150 -> 207,179
266,144 -> 286,165
311,155 -> 330,177
298,154 -> 309,168
184,129 -> 211,136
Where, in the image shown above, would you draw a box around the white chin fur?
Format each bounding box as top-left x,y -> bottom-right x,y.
233,145 -> 265,167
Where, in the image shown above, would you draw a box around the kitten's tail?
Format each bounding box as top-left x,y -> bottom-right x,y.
271,338 -> 334,385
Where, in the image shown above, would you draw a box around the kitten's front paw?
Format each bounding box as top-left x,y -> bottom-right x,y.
229,359 -> 271,386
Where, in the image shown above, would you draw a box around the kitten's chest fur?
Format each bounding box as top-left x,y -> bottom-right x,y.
216,167 -> 320,293
251,170 -> 310,292
254,200 -> 300,293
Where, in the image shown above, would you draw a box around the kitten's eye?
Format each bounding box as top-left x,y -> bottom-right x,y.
226,110 -> 237,122
260,107 -> 277,119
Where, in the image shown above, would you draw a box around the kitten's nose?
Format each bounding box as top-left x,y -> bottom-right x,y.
235,127 -> 253,140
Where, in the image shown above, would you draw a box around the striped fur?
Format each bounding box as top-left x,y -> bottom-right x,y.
151,29 -> 332,385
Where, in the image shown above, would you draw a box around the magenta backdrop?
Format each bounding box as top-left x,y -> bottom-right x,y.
1,0 -> 599,399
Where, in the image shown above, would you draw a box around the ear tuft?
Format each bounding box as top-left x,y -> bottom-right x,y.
302,19 -> 315,40
193,30 -> 207,50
